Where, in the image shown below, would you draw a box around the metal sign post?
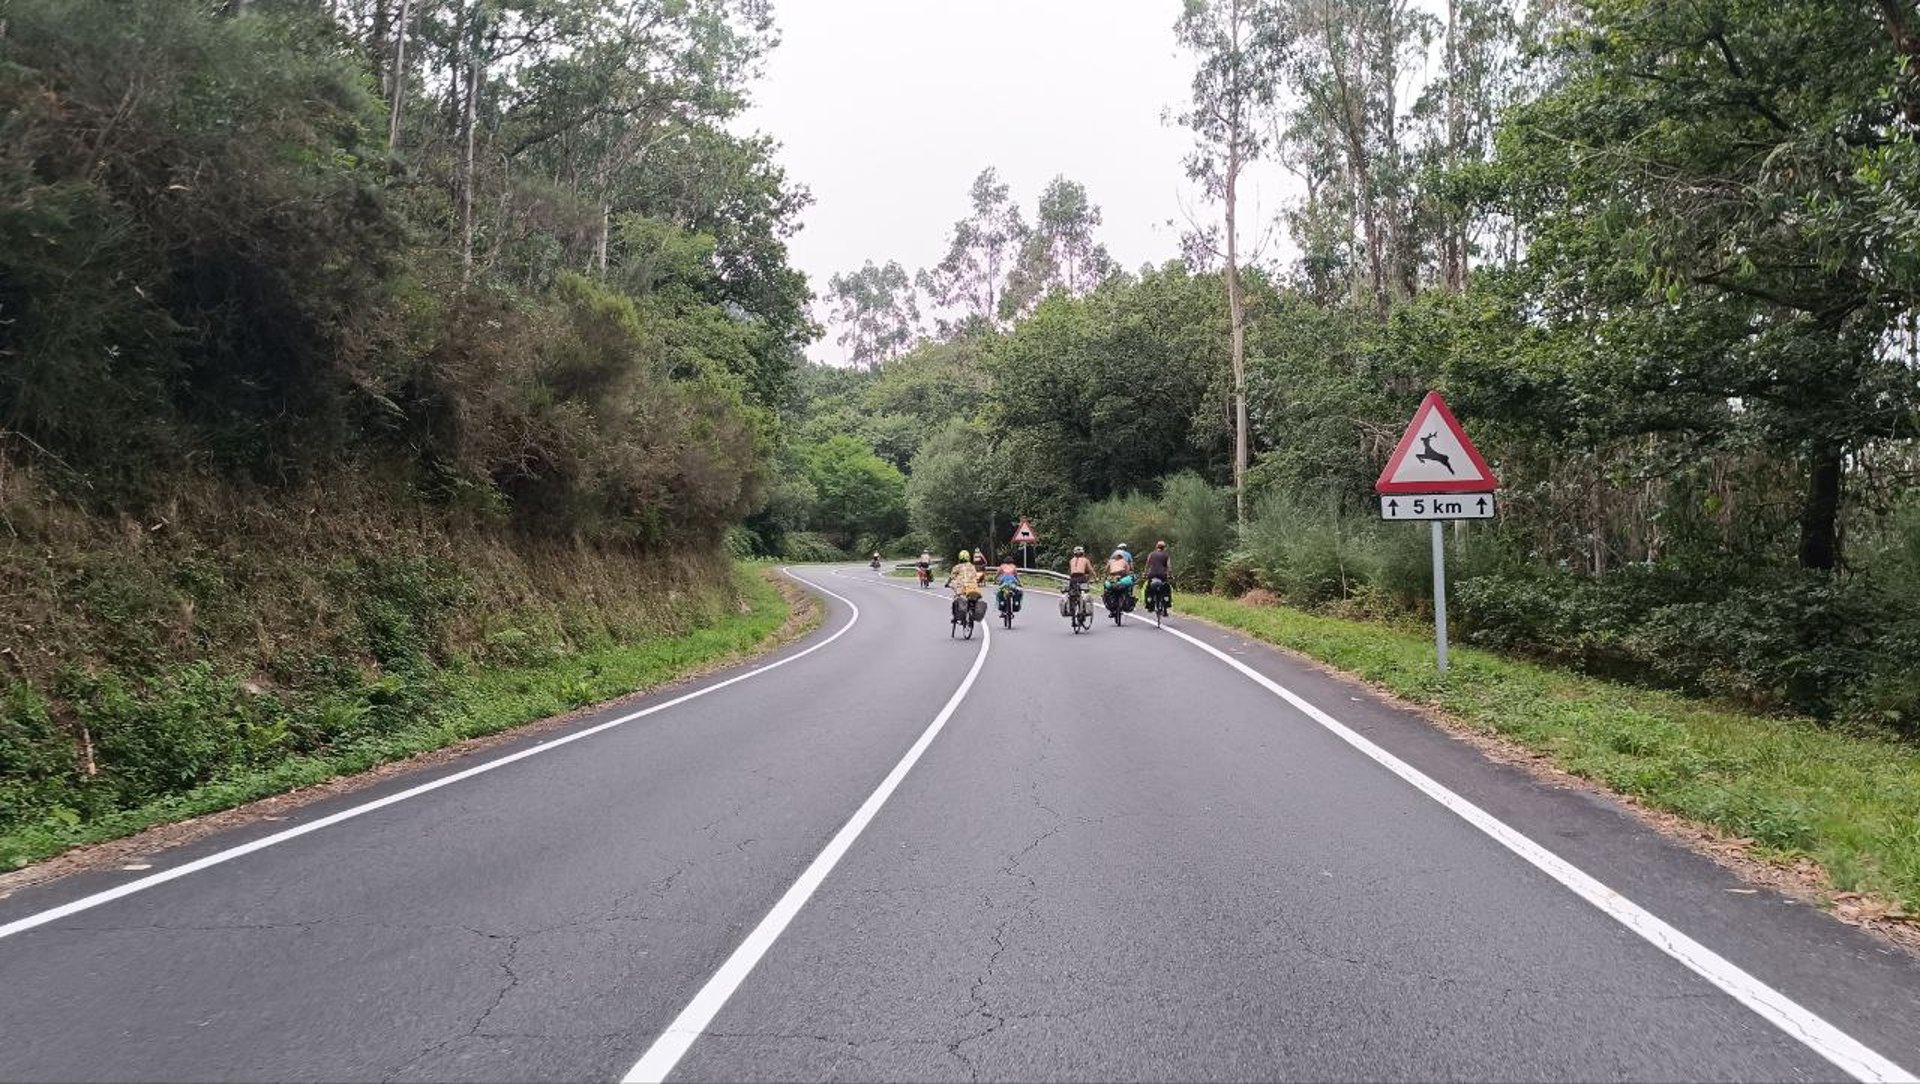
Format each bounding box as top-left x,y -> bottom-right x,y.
1376,391 -> 1497,674
1431,520 -> 1449,672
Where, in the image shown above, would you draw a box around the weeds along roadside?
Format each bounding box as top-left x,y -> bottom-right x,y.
0,478 -> 802,870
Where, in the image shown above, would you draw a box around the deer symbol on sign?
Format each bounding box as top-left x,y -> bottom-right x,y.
1415,432 -> 1454,474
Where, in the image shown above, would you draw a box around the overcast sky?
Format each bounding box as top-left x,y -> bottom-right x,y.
736,0 -> 1299,365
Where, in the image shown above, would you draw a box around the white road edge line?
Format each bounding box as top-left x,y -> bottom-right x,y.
623,572 -> 992,1084
1153,619 -> 1916,1084
0,568 -> 862,943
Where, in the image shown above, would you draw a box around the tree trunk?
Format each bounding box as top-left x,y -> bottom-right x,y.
1443,0 -> 1466,292
1798,443 -> 1843,571
1324,17 -> 1386,312
371,0 -> 390,93
386,0 -> 412,152
457,4 -> 482,285
595,199 -> 610,274
1226,0 -> 1250,524
1381,1 -> 1408,301
1227,181 -> 1249,525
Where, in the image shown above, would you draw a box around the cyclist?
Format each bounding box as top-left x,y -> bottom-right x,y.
946,549 -> 983,624
1144,540 -> 1172,611
994,554 -> 1023,615
1105,545 -> 1137,613
915,550 -> 933,587
1067,545 -> 1094,584
1062,545 -> 1095,619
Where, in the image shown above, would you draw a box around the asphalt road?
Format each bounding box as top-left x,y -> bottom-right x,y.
3,564 -> 1919,1082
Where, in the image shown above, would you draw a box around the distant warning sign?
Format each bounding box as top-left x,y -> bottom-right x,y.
1009,518 -> 1039,544
1376,392 -> 1498,494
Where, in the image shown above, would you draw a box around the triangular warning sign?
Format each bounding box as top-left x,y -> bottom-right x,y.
1009,518 -> 1039,544
1376,392 -> 1498,494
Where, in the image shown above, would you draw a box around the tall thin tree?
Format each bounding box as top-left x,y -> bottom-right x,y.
1177,0 -> 1281,522
387,0 -> 412,152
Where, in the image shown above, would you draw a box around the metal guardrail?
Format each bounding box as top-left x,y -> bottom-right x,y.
884,561 -> 1069,583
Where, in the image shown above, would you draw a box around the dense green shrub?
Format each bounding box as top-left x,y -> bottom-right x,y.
0,1 -> 784,550
1157,473 -> 1232,587
0,0 -> 404,498
1075,493 -> 1169,561
906,420 -> 998,556
1235,495 -> 1396,608
1224,496 -> 1920,736
1628,577 -> 1888,716
800,436 -> 908,550
779,531 -> 849,563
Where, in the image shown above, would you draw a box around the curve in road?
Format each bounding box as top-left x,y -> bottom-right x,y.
0,564 -> 1916,1083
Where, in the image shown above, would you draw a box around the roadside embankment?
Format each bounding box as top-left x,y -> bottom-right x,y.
0,486 -> 808,871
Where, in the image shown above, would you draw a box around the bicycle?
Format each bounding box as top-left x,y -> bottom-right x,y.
950,589 -> 985,640
996,582 -> 1021,629
1146,575 -> 1171,627
916,565 -> 932,588
1102,577 -> 1136,627
1063,578 -> 1094,633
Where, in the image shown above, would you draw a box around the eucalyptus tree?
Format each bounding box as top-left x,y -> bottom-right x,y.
504,0 -> 775,272
1176,0 -> 1285,521
1001,176 -> 1120,320
1427,0 -> 1517,290
918,167 -> 1030,337
828,260 -> 922,370
1275,0 -> 1436,308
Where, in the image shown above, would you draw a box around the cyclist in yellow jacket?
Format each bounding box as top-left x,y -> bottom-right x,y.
946,549 -> 984,624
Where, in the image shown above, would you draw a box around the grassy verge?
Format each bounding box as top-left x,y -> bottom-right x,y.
0,566 -> 800,869
1180,593 -> 1920,912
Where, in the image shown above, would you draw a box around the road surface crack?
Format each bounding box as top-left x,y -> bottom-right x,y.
949,799 -> 1065,1080
650,857 -> 693,897
464,926 -> 524,1038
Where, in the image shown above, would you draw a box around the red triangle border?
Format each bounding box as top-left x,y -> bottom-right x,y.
1375,391 -> 1499,494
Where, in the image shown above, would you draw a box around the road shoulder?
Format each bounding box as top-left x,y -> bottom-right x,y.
1154,595 -> 1920,1076
1176,592 -> 1920,954
0,567 -> 819,900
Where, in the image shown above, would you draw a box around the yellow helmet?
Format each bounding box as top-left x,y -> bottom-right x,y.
957,549 -> 970,562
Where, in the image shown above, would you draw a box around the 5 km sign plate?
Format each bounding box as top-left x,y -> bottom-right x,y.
1381,492 -> 1495,521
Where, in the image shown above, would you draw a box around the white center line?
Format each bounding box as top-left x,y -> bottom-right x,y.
0,569 -> 863,943
623,568 -> 991,1084
1154,618 -> 1916,1084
